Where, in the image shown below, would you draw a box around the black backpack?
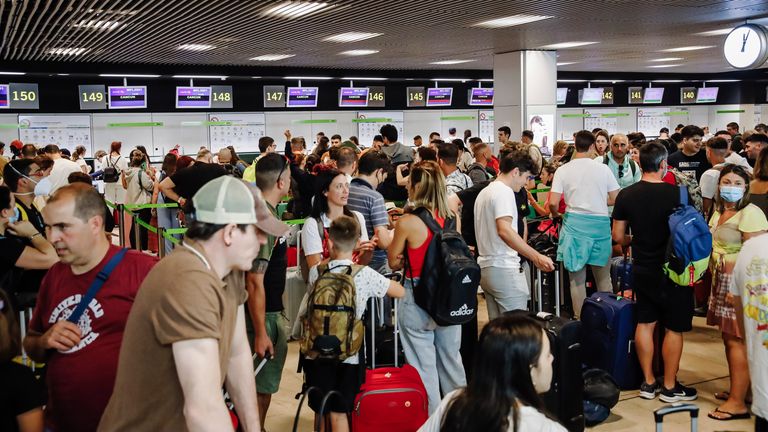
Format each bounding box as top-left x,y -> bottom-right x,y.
104,156 -> 120,183
405,207 -> 481,326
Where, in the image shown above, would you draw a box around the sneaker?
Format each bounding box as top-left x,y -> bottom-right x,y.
659,382 -> 698,402
639,380 -> 660,400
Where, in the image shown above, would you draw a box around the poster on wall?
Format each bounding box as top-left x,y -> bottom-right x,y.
208,113 -> 266,153
478,110 -> 495,144
356,111 -> 404,148
528,114 -> 554,156
583,109 -> 618,135
18,115 -> 92,154
637,108 -> 669,138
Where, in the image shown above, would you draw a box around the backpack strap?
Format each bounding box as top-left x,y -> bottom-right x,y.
413,207 -> 443,234
603,155 -> 610,165
629,160 -> 637,176
67,248 -> 128,324
678,185 -> 688,206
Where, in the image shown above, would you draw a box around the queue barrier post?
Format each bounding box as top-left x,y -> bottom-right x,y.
133,212 -> 142,251
117,204 -> 125,248
157,227 -> 166,258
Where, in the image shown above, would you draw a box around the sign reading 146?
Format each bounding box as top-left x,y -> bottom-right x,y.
723,24 -> 768,69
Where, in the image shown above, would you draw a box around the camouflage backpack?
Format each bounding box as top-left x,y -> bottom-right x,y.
301,264 -> 365,361
668,167 -> 704,214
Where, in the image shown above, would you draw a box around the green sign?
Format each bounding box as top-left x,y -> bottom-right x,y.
440,116 -> 476,120
107,122 -> 163,127
352,118 -> 393,123
716,109 -> 745,114
293,119 -> 337,124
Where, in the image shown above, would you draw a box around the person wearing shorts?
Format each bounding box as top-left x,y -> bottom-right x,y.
612,142 -> 698,403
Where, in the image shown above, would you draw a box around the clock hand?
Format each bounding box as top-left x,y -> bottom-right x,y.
742,32 -> 749,52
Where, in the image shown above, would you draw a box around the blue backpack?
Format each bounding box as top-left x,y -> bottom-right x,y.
663,186 -> 712,286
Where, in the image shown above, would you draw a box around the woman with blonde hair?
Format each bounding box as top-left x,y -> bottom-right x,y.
72,145 -> 90,174
388,160 -> 465,414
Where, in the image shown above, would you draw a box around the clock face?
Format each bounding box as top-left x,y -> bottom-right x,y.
723,24 -> 768,69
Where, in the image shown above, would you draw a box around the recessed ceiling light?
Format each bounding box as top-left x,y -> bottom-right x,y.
172,75 -> 228,80
56,73 -> 70,76
706,79 -> 740,83
284,76 -> 333,80
540,41 -> 598,49
249,54 -> 295,61
591,80 -> 624,83
659,46 -> 715,52
263,2 -> 331,19
323,32 -> 382,43
478,79 -> 494,82
694,28 -> 733,36
0,71 -> 26,75
649,57 -> 683,62
339,49 -> 379,56
47,47 -> 89,55
556,62 -> 578,66
430,78 -> 470,82
99,74 -> 161,78
178,44 -> 215,51
648,64 -> 682,68
341,77 -> 387,81
556,79 -> 586,82
473,14 -> 553,28
430,60 -> 474,65
652,80 -> 684,83
73,20 -> 122,30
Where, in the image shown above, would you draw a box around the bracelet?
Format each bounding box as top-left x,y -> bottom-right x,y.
30,232 -> 42,239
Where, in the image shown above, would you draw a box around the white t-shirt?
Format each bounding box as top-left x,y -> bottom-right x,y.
48,157 -> 85,194
725,152 -> 753,173
730,234 -> 768,420
307,258 -> 390,365
301,211 -> 369,256
418,390 -> 568,432
550,158 -> 619,216
474,180 -> 520,270
699,166 -> 721,200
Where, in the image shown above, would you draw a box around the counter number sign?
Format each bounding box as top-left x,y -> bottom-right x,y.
407,87 -> 425,107
79,85 -> 107,109
628,86 -> 644,104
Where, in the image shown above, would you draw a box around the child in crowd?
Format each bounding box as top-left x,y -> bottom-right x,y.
303,216 -> 404,432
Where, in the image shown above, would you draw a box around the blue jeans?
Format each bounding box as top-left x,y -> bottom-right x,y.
156,194 -> 181,253
399,278 -> 466,414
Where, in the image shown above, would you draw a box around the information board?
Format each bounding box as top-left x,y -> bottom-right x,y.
478,110 -> 495,143
643,88 -> 664,104
210,85 -> 233,109
286,87 -> 318,108
556,88 -> 567,105
79,85 -> 107,110
263,85 -> 286,108
208,113 -> 266,152
426,88 -> 452,107
356,111 -> 404,147
0,85 -> 8,109
108,86 -> 147,109
696,87 -> 719,103
637,108 -> 669,137
583,109 -> 618,135
18,115 -> 92,153
406,87 -> 425,107
628,87 -> 644,104
339,87 -> 369,108
469,88 -> 493,106
9,83 -> 40,109
680,87 -> 696,104
580,88 -> 603,105
176,86 -> 212,109
367,86 -> 385,108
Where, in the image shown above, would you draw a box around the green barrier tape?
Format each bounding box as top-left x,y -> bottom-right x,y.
105,200 -> 117,209
162,231 -> 182,245
133,217 -> 158,234
123,203 -> 179,210
529,188 -> 551,194
164,228 -> 188,235
283,219 -> 305,226
716,109 -> 745,114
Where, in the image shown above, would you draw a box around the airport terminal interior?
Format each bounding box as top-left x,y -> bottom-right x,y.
2,1 -> 768,431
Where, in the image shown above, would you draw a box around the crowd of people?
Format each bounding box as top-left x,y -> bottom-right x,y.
0,119 -> 766,432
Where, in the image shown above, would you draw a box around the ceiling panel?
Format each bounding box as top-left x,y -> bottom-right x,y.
0,0 -> 767,72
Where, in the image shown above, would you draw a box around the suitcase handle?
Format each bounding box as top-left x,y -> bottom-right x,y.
654,403 -> 698,432
368,274 -> 401,369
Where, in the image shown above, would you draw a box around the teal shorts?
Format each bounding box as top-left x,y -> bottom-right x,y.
246,311 -> 289,394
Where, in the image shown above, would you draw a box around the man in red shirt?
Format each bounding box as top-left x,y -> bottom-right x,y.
23,183 -> 157,431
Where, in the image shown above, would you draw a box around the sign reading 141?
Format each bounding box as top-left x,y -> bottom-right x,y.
723,24 -> 768,69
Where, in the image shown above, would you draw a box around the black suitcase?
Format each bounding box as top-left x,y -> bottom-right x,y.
363,274 -> 405,368
507,311 -> 585,432
531,262 -> 564,316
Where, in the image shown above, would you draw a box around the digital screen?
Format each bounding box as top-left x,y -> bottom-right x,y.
426,87 -> 453,107
468,88 -> 494,106
263,85 -> 286,108
286,87 -> 318,108
0,85 -> 8,109
580,88 -> 603,105
339,87 -> 369,107
680,87 -> 697,104
628,86 -> 644,104
176,86 -> 211,108
643,87 -> 664,104
367,86 -> 385,108
108,86 -> 147,109
406,87 -> 425,107
556,88 -> 567,105
696,87 -> 719,103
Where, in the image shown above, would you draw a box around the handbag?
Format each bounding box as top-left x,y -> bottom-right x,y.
67,248 -> 128,324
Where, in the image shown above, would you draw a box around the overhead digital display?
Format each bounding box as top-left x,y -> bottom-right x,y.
643,87 -> 664,104
263,85 -> 286,108
426,87 -> 453,107
556,88 -> 567,105
406,87 -> 425,107
696,87 -> 719,103
680,87 -> 697,104
628,86 -> 644,104
108,86 -> 147,109
580,88 -> 603,105
176,86 -> 212,108
367,86 -> 385,108
468,88 -> 494,106
286,87 -> 318,108
339,87 -> 369,107
0,85 -> 8,109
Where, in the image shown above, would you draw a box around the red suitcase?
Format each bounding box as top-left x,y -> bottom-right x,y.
352,295 -> 428,432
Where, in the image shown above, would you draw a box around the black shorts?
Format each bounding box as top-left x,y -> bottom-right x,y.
633,266 -> 695,333
303,359 -> 364,413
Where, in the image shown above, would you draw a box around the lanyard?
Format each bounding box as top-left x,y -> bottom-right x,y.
182,242 -> 211,270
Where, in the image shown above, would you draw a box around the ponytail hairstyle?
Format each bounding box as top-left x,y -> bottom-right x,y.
407,160 -> 450,220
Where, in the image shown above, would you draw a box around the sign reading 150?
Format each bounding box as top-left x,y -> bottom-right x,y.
12,90 -> 37,101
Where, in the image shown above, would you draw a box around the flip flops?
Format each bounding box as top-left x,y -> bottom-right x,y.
707,407 -> 751,421
714,391 -> 752,404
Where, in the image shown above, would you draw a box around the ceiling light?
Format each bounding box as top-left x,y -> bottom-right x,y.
172,75 -> 228,80
591,80 -> 624,83
648,64 -> 682,68
339,49 -> 379,56
556,79 -> 586,82
86,8 -> 137,15
694,28 -> 733,36
284,76 -> 333,80
48,47 -> 89,55
430,78 -> 470,82
652,80 -> 685,83
249,54 -> 295,61
99,74 -> 161,78
323,32 -> 382,43
540,41 -> 598,49
556,62 -> 578,66
251,76 -> 262,79
430,60 -> 474,65
706,79 -> 740,83
341,77 -> 387,81
178,44 -> 215,51
57,73 -> 70,76
479,79 -> 494,82
73,20 -> 122,30
649,57 -> 683,62
0,71 -> 25,75
473,14 -> 553,28
263,2 -> 331,19
659,46 -> 715,52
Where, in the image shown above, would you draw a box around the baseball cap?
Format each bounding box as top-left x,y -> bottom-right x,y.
10,140 -> 23,150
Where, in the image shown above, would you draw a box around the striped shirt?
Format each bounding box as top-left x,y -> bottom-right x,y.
348,178 -> 389,264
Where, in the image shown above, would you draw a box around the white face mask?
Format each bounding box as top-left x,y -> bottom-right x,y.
34,177 -> 52,197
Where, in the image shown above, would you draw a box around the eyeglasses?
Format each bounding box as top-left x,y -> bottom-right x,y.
617,164 -> 624,178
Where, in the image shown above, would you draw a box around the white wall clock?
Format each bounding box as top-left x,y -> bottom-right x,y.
723,24 -> 768,69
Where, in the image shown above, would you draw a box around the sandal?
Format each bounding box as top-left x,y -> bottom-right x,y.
707,407 -> 751,421
714,391 -> 752,404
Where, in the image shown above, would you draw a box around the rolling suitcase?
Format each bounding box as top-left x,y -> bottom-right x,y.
610,254 -> 633,295
352,295 -> 429,432
654,403 -> 698,431
531,262 -> 563,316
363,296 -> 405,369
580,291 -> 642,390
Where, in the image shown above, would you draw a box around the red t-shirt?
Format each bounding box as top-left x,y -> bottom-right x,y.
29,245 -> 157,432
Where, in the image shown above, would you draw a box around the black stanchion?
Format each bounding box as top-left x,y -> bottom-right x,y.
157,227 -> 166,258
117,204 -> 125,247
